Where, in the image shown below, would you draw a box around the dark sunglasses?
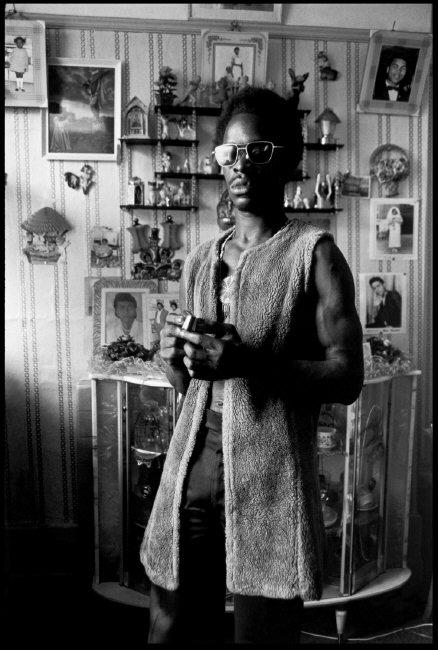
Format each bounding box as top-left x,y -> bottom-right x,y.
213,140 -> 285,167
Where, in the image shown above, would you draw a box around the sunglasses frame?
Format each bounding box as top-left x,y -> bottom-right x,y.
213,140 -> 285,167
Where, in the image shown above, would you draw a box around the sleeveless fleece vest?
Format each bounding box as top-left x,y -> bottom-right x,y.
140,219 -> 333,601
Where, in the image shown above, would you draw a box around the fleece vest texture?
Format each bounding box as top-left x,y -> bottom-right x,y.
140,219 -> 333,601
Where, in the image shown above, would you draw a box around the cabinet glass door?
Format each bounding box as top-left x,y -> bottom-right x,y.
125,381 -> 174,593
341,378 -> 391,595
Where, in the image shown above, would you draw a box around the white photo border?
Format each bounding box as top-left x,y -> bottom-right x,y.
359,272 -> 407,335
369,198 -> 418,261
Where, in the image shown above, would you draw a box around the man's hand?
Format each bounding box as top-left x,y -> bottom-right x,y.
159,313 -> 186,367
176,320 -> 243,381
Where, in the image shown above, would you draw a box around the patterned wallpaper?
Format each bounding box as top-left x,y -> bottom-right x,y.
4,25 -> 432,527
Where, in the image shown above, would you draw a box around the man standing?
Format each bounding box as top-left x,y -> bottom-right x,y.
367,276 -> 402,328
373,52 -> 411,102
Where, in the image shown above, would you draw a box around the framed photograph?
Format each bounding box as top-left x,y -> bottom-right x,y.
341,174 -> 371,198
201,29 -> 268,87
359,273 -> 407,335
93,279 -> 159,352
145,294 -> 180,348
357,30 -> 432,116
369,198 -> 418,261
190,4 -> 282,23
5,19 -> 47,108
90,226 -> 121,269
46,58 -> 121,161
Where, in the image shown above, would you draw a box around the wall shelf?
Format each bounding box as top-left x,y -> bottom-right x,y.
154,105 -> 312,118
305,143 -> 344,150
155,171 -> 223,180
120,137 -> 199,146
120,204 -> 197,210
285,208 -> 342,213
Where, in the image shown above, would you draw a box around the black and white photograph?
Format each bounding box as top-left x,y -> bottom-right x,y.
360,272 -> 407,333
357,29 -> 432,116
5,18 -> 47,107
369,198 -> 418,260
4,3 -> 432,648
46,58 -> 121,160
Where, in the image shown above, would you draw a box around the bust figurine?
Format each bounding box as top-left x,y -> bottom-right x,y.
315,173 -> 333,209
292,185 -> 305,209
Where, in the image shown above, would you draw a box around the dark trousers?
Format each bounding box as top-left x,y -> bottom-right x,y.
148,410 -> 303,644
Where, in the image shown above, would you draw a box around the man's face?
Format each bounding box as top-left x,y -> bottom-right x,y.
221,113 -> 286,214
115,300 -> 137,324
371,281 -> 385,297
157,303 -> 163,311
387,58 -> 407,85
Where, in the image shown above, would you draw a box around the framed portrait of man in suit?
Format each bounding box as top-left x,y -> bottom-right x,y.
357,30 -> 431,116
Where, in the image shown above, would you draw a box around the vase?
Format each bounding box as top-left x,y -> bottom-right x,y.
382,180 -> 399,197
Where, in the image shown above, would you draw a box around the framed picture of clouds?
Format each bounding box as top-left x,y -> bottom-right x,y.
357,30 -> 432,116
45,58 -> 121,160
369,198 -> 418,260
200,30 -> 268,87
359,272 -> 407,335
5,19 -> 47,108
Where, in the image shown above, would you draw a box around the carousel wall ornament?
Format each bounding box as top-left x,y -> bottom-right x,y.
21,206 -> 71,264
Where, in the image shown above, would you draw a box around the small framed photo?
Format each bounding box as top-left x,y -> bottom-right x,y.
200,29 -> 268,87
341,174 -> 371,198
93,279 -> 158,353
145,294 -> 180,349
90,226 -> 121,268
359,272 -> 407,335
369,198 -> 418,260
357,30 -> 432,116
46,58 -> 121,160
5,19 -> 47,108
190,4 -> 282,23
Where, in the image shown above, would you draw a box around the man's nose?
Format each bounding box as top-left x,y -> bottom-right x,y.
233,148 -> 250,170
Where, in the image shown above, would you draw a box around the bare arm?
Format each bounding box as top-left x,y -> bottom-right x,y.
179,240 -> 364,405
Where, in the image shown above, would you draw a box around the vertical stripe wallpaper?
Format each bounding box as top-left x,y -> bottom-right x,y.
4,25 -> 432,528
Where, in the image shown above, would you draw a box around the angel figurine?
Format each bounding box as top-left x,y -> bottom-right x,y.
177,75 -> 202,106
317,51 -> 338,81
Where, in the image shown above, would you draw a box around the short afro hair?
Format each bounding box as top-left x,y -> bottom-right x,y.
369,276 -> 385,287
214,87 -> 304,177
114,292 -> 137,308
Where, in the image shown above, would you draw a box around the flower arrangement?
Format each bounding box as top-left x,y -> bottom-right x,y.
365,335 -> 413,379
89,335 -> 167,379
154,66 -> 178,105
369,144 -> 410,197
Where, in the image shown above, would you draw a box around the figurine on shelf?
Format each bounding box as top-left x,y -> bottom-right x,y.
292,185 -> 305,209
176,116 -> 196,141
161,150 -> 173,173
147,181 -> 157,206
287,68 -> 310,111
173,181 -> 188,206
177,74 -> 202,106
303,197 -> 313,210
284,194 -> 293,209
154,65 -> 178,106
127,176 -> 145,206
160,115 -> 171,140
317,51 -> 338,81
315,173 -> 334,209
156,181 -> 167,206
202,155 -> 212,175
182,157 -> 191,173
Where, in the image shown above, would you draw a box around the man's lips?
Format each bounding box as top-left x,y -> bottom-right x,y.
230,178 -> 250,193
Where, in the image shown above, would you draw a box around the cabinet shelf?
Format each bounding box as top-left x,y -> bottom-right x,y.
120,137 -> 199,146
286,208 -> 342,213
155,171 -> 224,180
154,105 -> 312,118
120,204 -> 197,210
304,143 -> 344,150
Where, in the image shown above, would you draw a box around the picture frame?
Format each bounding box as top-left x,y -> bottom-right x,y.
357,30 -> 432,116
190,4 -> 282,23
144,293 -> 180,349
369,198 -> 418,261
359,272 -> 407,335
341,174 -> 371,199
5,19 -> 47,108
200,29 -> 268,87
46,58 -> 121,161
93,279 -> 159,353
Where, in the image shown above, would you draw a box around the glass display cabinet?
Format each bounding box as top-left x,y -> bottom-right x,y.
90,373 -> 176,604
90,371 -> 420,610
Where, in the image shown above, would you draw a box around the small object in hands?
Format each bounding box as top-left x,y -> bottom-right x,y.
179,310 -> 210,335
317,51 -> 338,81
